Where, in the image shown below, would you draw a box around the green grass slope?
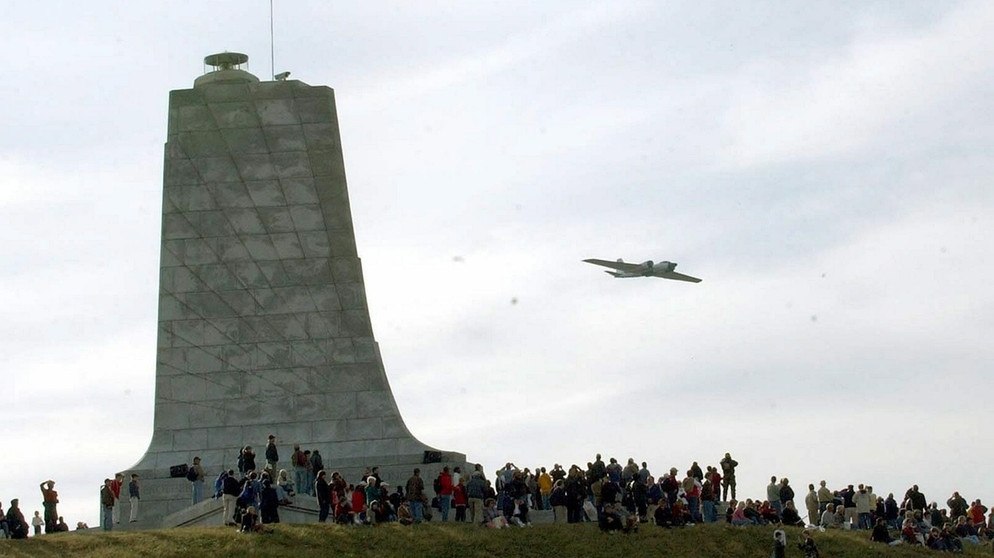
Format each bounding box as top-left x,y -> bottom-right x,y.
0,522 -> 987,558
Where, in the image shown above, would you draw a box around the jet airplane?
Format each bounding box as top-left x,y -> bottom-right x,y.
583,258 -> 702,282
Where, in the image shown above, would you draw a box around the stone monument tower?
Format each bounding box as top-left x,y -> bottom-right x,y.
121,53 -> 465,525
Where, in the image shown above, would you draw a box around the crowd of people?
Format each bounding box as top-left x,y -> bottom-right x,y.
207,439 -> 994,555
0,480 -> 76,539
7,438 -> 994,555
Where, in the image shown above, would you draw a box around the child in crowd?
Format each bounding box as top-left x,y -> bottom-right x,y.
772,529 -> 787,558
797,529 -> 819,558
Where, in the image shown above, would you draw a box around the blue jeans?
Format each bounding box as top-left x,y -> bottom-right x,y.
410,500 -> 424,523
192,480 -> 204,504
294,468 -> 308,496
103,506 -> 113,531
542,494 -> 550,510
771,500 -> 783,517
702,500 -> 717,522
859,512 -> 872,530
687,496 -> 701,522
439,495 -> 452,521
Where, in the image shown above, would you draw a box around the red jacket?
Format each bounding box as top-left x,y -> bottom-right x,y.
439,472 -> 454,496
453,483 -> 468,506
352,489 -> 366,511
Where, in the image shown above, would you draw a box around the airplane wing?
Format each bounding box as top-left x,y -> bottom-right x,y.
658,271 -> 702,283
582,259 -> 643,272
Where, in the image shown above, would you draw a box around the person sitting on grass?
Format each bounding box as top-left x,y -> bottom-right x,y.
780,501 -> 805,527
397,502 -> 414,526
758,500 -> 779,524
744,500 -> 763,525
655,499 -> 678,528
820,504 -> 838,529
671,498 -> 693,525
730,501 -> 752,526
6,500 -> 28,539
483,498 -> 508,529
940,524 -> 964,552
334,497 -> 352,525
871,518 -> 900,545
504,497 -> 530,527
239,506 -> 268,533
797,529 -> 819,558
600,503 -> 624,533
954,515 -> 981,544
902,519 -> 924,545
599,503 -> 636,533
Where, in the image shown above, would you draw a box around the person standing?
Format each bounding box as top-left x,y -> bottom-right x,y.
805,484 -> 819,526
99,479 -> 115,531
238,446 -> 256,476
466,470 -> 486,524
406,468 -> 426,523
720,453 -> 738,500
191,456 -> 206,505
315,471 -> 330,522
817,481 -> 833,514
310,451 -> 324,491
109,473 -> 124,525
265,435 -> 279,472
128,474 -> 141,523
947,491 -> 968,520
31,511 -> 44,536
437,467 -> 454,521
39,480 -> 58,534
221,469 -> 240,526
291,445 -> 308,496
767,476 -> 783,518
303,451 -> 314,496
537,468 -> 553,511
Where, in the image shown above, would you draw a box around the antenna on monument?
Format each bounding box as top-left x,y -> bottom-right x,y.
270,0 -> 276,80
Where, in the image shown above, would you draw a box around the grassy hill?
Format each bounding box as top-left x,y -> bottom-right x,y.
1,522 -> 987,557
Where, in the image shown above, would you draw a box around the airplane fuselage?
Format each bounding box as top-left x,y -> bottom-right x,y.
605,260 -> 677,278
582,257 -> 702,283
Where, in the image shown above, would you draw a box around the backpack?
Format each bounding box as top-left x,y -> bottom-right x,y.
663,476 -> 679,493
187,466 -> 198,482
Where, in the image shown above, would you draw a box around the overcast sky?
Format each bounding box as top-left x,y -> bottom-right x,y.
2,0 -> 992,527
